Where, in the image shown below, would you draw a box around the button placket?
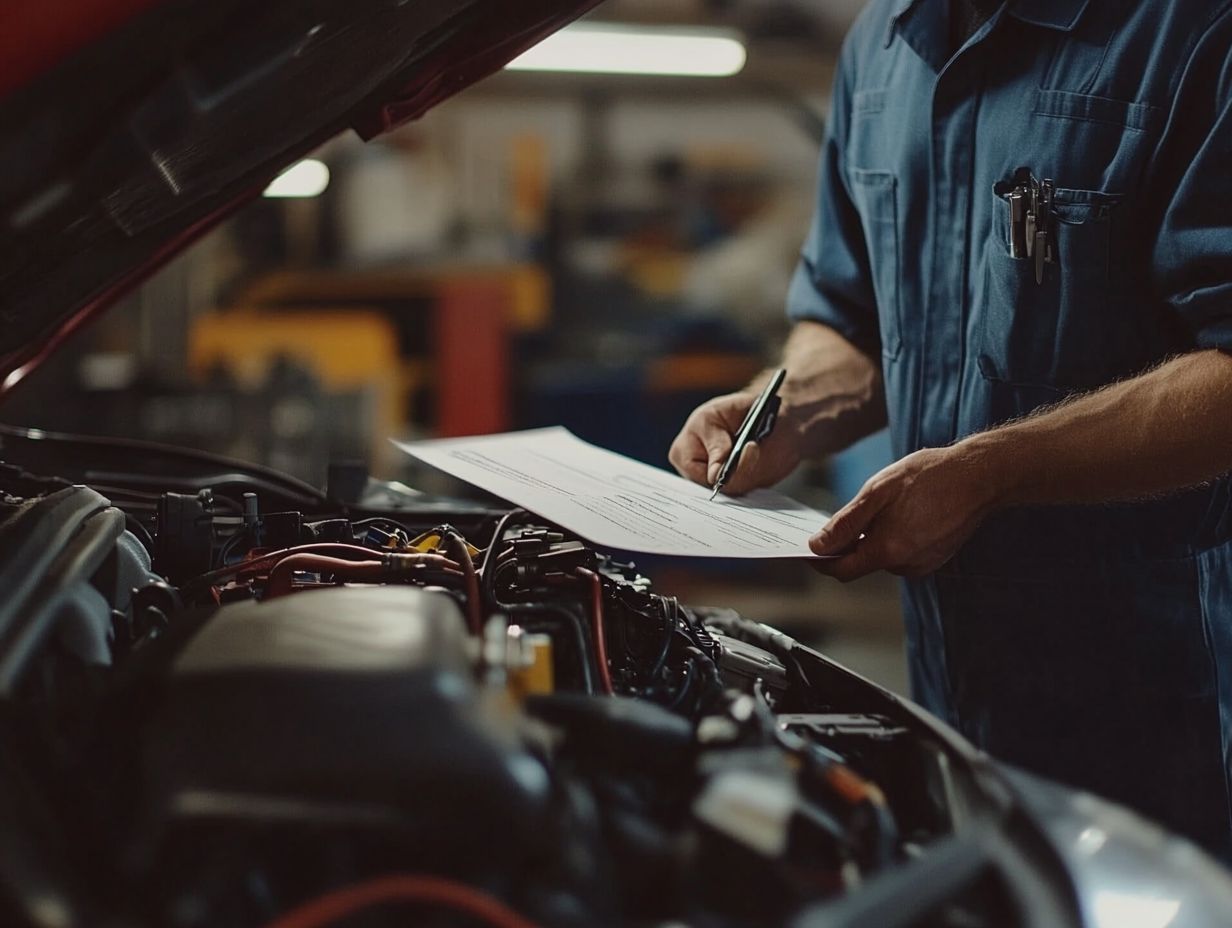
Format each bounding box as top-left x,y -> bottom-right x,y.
922,60 -> 980,449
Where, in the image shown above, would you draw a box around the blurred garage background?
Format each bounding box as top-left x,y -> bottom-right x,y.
1,0 -> 905,692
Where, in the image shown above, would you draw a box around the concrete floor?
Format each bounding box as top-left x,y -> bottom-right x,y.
664,567 -> 910,696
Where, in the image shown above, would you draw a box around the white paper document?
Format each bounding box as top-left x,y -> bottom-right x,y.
394,427 -> 828,559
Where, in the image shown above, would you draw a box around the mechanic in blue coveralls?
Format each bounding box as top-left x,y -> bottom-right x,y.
670,0 -> 1232,856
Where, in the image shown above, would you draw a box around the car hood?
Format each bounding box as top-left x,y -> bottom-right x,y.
0,0 -> 601,397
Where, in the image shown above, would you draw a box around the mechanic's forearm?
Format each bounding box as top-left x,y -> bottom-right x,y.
748,321 -> 887,456
966,349 -> 1232,508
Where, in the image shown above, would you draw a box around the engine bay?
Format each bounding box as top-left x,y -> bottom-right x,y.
0,434 -> 1075,928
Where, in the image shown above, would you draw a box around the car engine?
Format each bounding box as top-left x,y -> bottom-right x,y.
0,433 -> 1083,928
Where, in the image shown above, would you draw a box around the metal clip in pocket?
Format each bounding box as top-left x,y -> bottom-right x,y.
1003,171 -> 1055,283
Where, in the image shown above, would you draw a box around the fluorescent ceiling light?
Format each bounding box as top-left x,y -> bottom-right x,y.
506,24 -> 747,78
263,159 -> 330,198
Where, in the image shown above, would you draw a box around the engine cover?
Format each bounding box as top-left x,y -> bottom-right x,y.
137,586 -> 552,863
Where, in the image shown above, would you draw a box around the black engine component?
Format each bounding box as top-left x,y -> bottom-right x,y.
154,491 -> 216,585
139,587 -> 549,838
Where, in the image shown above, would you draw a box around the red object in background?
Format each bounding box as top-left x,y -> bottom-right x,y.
436,281 -> 511,438
0,0 -> 162,97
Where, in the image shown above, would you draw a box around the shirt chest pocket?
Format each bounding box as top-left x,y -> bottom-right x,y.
978,185 -> 1123,396
849,169 -> 903,360
974,87 -> 1161,405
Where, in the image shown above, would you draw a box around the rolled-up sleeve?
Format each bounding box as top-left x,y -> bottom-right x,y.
1151,10 -> 1232,353
786,42 -> 881,357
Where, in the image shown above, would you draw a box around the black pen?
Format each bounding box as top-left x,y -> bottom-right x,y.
709,368 -> 787,501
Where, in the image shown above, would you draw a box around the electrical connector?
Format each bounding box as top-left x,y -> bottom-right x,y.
512,539 -> 596,581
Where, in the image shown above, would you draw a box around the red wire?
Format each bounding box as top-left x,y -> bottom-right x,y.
575,567 -> 613,695
193,543 -> 394,590
262,874 -> 544,928
264,555 -> 386,598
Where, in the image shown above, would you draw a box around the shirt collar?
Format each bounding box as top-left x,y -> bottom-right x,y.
884,0 -> 1091,49
1006,0 -> 1091,31
883,0 -> 922,48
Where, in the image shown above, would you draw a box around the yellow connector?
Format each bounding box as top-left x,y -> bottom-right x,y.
407,531 -> 481,558
509,632 -> 555,698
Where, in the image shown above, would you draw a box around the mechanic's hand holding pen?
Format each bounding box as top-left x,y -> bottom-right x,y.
706,369 -> 786,500
668,368 -> 804,500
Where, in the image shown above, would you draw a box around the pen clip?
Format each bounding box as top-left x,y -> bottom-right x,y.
752,396 -> 781,443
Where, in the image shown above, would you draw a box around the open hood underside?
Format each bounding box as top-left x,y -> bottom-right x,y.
0,0 -> 600,395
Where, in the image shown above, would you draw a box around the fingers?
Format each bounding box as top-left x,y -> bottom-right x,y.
811,543 -> 884,582
808,478 -> 894,582
808,452 -> 974,582
810,480 -> 889,556
668,426 -> 711,485
668,394 -> 752,488
703,430 -> 734,486
813,538 -> 935,582
668,424 -> 731,486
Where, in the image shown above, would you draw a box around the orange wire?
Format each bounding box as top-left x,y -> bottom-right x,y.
263,874 -> 544,928
575,567 -> 613,695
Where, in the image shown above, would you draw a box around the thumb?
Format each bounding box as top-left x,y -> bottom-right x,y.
720,441 -> 762,496
810,486 -> 887,556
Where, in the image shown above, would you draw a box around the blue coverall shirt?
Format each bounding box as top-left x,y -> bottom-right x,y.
788,0 -> 1232,854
